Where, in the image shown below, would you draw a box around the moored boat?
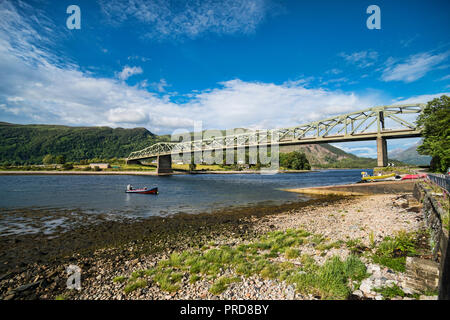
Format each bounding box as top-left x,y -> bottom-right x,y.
401,174 -> 427,180
125,187 -> 158,194
360,172 -> 400,182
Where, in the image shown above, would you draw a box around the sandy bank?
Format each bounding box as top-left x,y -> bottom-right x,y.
284,180 -> 417,196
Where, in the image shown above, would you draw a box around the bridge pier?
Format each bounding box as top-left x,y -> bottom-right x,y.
157,154 -> 173,175
376,136 -> 388,167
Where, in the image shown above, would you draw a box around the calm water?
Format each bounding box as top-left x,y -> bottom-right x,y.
0,169 -> 371,235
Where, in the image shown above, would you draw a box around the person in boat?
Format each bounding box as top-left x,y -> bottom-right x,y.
127,184 -> 133,191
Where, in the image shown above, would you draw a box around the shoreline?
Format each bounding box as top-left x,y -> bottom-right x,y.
0,180 -> 435,300
0,169 -> 316,175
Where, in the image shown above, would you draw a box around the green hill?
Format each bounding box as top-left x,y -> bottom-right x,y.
280,143 -> 405,168
389,143 -> 431,166
0,122 -> 169,165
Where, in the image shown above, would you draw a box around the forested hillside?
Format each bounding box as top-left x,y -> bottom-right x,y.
0,122 -> 168,164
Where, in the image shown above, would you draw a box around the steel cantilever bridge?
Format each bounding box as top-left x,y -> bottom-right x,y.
127,104 -> 426,174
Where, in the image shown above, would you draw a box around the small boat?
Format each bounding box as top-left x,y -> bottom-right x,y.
360,172 -> 400,182
401,174 -> 427,180
125,187 -> 158,194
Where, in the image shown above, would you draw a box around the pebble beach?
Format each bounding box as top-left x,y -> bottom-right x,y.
0,191 -> 437,300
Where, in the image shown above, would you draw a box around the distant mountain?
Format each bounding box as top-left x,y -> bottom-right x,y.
279,143 -> 403,168
0,122 -> 169,164
389,143 -> 431,166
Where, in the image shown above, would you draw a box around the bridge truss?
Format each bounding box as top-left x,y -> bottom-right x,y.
127,104 -> 425,161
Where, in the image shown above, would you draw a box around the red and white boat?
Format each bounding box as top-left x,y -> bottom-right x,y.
401,174 -> 427,180
125,187 -> 158,194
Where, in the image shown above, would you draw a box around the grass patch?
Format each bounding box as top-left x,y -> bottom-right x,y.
370,231 -> 420,272
209,276 -> 241,295
112,228 -> 370,299
373,284 -> 405,300
316,241 -> 343,251
112,276 -> 127,283
124,279 -> 147,294
285,248 -> 300,259
286,255 -> 369,300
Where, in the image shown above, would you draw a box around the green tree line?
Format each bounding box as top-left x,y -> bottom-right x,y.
0,123 -> 169,165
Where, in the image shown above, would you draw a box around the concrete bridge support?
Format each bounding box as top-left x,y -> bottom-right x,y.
377,136 -> 388,167
157,154 -> 173,175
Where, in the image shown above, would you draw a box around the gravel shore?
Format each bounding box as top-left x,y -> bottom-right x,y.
0,192 -> 435,300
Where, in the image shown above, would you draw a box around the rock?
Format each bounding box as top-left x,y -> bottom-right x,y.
3,293 -> 15,300
359,279 -> 374,294
14,281 -> 41,292
352,290 -> 364,298
375,295 -> 383,300
367,264 -> 381,273
385,280 -> 397,287
419,295 -> 438,300
401,286 -> 415,295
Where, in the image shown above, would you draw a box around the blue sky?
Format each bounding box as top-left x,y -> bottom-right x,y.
0,0 -> 449,158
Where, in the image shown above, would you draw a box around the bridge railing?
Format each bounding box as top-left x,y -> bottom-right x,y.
428,173 -> 450,193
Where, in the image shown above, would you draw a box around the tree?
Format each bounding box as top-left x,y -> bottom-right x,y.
55,155 -> 66,164
42,154 -> 54,165
416,95 -> 450,173
280,151 -> 311,170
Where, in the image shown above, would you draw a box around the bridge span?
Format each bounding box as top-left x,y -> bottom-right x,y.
127,104 -> 425,175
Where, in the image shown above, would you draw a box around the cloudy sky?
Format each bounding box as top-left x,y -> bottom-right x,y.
0,0 -> 449,158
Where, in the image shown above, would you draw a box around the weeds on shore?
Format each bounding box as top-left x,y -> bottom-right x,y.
286,255 -> 368,299
113,228 -> 371,299
111,227 -> 429,298
370,230 -> 420,272
373,284 -> 405,299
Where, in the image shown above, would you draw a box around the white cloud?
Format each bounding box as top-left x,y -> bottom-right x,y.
98,0 -> 276,40
339,50 -> 378,68
116,65 -> 143,80
6,96 -> 25,103
325,68 -> 342,75
330,143 -> 377,158
381,52 -> 449,83
392,92 -> 450,105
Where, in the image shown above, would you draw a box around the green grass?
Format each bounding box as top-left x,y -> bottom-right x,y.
316,241 -> 343,251
209,276 -> 241,295
370,231 -> 419,272
285,248 -> 300,259
286,255 -> 369,300
373,284 -> 405,299
112,228 -> 371,299
124,279 -> 147,294
112,275 -> 127,283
